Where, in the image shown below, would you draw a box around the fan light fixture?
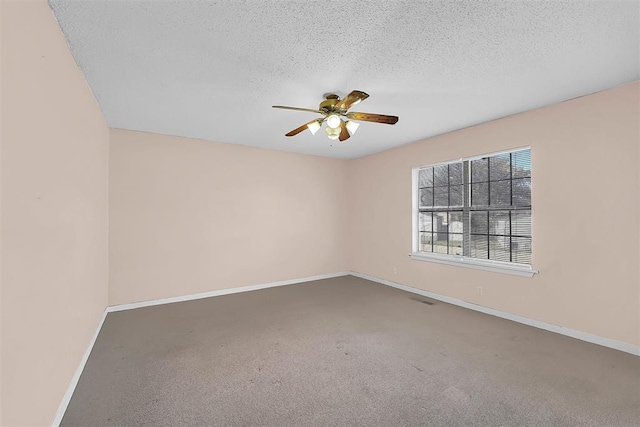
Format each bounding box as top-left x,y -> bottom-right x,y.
325,126 -> 340,140
326,114 -> 341,129
345,120 -> 359,135
306,120 -> 321,135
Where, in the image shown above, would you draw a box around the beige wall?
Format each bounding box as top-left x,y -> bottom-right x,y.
348,82 -> 640,347
0,2 -> 4,424
109,129 -> 349,305
1,1 -> 109,425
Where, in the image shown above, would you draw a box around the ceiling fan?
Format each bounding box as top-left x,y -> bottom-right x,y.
272,90 -> 399,142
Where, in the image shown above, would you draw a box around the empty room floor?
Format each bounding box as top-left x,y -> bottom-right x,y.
62,276 -> 640,426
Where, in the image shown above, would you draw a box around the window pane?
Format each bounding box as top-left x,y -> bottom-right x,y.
489,211 -> 510,235
489,236 -> 511,262
434,165 -> 449,186
471,182 -> 488,206
434,212 -> 448,233
449,234 -> 463,255
471,158 -> 489,182
512,149 -> 531,178
490,180 -> 511,206
450,185 -> 463,207
448,212 -> 463,233
419,167 -> 433,187
433,234 -> 448,254
470,211 -> 488,234
419,212 -> 432,232
434,186 -> 449,207
419,232 -> 433,252
449,162 -> 463,185
470,235 -> 488,259
512,210 -> 531,236
489,154 -> 511,181
512,237 -> 531,264
512,178 -> 531,206
420,188 -> 433,207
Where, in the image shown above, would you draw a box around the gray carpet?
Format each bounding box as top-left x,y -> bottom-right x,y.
62,276 -> 640,426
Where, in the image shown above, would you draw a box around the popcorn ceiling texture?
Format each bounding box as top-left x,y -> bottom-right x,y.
48,0 -> 639,159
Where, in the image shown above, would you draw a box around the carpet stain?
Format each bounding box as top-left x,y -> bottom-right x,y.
442,386 -> 471,404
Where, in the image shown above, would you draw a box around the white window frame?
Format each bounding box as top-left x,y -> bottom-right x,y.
411,147 -> 538,278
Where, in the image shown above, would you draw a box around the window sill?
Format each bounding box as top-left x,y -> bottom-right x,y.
410,252 -> 538,277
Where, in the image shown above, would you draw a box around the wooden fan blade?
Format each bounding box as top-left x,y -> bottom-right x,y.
273,105 -> 324,114
335,90 -> 369,111
339,121 -> 350,142
346,111 -> 399,125
285,119 -> 323,137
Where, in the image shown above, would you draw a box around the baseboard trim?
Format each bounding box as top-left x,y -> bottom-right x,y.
107,271 -> 350,313
52,308 -> 108,426
350,271 -> 640,357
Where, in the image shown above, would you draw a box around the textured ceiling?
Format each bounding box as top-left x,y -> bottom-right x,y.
49,0 -> 639,159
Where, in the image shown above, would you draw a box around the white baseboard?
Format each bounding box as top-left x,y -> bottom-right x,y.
107,272 -> 349,313
350,271 -> 640,357
52,308 -> 108,427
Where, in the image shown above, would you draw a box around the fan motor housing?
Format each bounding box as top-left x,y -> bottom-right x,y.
319,94 -> 340,112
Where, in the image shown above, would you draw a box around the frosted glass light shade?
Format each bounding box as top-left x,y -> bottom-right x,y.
345,120 -> 359,134
326,114 -> 341,129
307,120 -> 321,135
325,125 -> 340,139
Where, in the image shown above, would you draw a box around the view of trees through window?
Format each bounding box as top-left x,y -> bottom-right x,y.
417,148 -> 531,265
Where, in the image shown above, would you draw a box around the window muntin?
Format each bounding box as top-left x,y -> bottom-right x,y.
415,148 -> 531,266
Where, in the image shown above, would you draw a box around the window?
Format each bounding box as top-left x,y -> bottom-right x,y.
412,148 -> 536,277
